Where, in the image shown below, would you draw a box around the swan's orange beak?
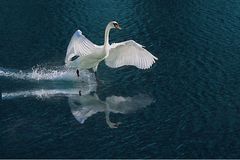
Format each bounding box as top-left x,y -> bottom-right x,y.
114,24 -> 121,30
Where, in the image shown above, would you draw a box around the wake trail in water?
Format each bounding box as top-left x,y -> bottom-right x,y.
1,88 -> 82,100
0,65 -> 97,100
0,65 -> 95,83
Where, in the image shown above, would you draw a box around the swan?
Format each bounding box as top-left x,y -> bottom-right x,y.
65,21 -> 158,77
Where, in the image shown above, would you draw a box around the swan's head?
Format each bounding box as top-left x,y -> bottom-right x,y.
108,21 -> 121,30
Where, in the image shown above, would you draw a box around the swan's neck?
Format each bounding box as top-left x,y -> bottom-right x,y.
104,24 -> 111,48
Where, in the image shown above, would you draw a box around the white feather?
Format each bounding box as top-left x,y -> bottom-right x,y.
105,40 -> 158,69
65,30 -> 104,70
64,21 -> 158,72
65,30 -> 101,64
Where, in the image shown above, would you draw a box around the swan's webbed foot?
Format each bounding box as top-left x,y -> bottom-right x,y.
79,90 -> 82,96
76,69 -> 80,77
107,122 -> 122,129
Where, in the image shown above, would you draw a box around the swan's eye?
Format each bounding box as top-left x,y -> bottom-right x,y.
113,22 -> 118,27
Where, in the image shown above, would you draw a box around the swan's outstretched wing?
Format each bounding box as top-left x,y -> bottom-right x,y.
65,30 -> 99,65
105,40 -> 158,69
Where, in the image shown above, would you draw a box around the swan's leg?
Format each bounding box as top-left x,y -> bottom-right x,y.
76,69 -> 80,77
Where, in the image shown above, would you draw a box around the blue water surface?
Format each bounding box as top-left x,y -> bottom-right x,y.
1,0 -> 240,158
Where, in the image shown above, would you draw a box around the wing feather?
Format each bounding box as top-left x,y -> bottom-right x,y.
65,30 -> 99,65
105,40 -> 158,69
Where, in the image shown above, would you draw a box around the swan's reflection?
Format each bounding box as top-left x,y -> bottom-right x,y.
69,92 -> 153,128
1,85 -> 153,128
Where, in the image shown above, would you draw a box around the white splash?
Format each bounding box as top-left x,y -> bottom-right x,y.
1,88 -> 96,100
0,65 -> 97,100
0,65 -> 95,83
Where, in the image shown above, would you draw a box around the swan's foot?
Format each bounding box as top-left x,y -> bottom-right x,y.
108,122 -> 122,129
76,69 -> 80,77
79,90 -> 82,96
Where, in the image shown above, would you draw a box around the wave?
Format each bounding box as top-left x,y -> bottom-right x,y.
1,88 -> 78,99
0,65 -> 97,99
0,65 -> 96,83
1,88 -> 95,100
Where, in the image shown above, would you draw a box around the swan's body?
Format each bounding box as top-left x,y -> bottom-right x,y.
65,21 -> 158,73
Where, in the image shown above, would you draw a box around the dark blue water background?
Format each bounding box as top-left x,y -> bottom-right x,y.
1,0 -> 240,158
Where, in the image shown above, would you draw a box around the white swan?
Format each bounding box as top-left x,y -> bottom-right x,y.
65,21 -> 158,75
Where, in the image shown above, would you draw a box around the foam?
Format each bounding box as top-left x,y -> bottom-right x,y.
0,65 -> 97,100
1,88 -> 96,100
0,65 -> 95,83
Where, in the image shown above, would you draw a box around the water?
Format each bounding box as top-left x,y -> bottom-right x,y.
1,0 -> 240,158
